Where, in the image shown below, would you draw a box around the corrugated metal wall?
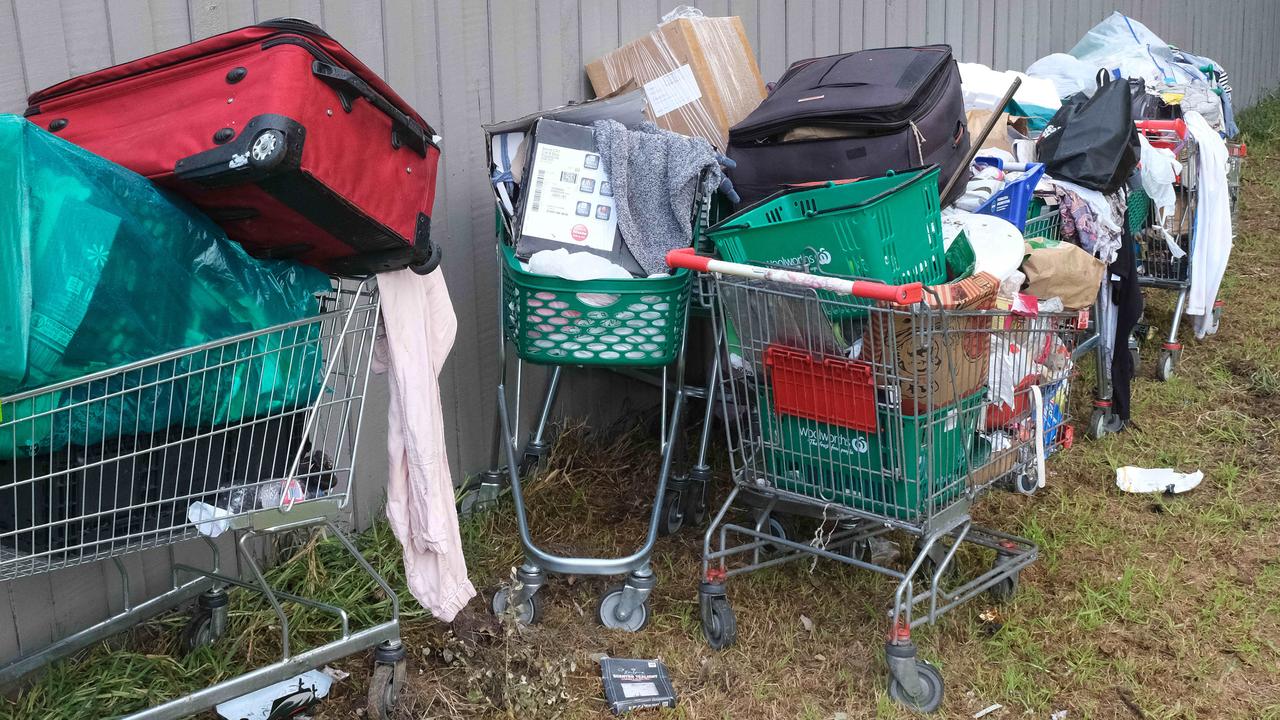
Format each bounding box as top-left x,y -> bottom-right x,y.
2,0 -> 1277,669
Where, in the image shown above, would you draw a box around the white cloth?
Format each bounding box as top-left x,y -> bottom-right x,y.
373,268 -> 476,622
1115,466 -> 1203,494
1181,111 -> 1232,338
527,248 -> 632,281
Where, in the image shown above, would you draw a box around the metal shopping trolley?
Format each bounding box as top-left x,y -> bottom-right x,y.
669,250 -> 1081,712
1226,140 -> 1247,222
1131,118 -> 1233,381
0,279 -> 405,719
1023,209 -> 1130,441
483,177 -> 715,632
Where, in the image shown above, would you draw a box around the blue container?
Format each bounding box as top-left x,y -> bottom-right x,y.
974,159 -> 1045,232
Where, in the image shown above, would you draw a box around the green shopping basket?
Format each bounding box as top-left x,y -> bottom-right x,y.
705,166 -> 948,286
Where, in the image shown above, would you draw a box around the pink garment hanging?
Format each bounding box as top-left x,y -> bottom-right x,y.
372,268 -> 475,622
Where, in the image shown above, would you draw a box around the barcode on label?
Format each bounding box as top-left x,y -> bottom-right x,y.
531,169 -> 546,212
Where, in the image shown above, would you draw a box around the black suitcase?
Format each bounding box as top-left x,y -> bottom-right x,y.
726,45 -> 970,206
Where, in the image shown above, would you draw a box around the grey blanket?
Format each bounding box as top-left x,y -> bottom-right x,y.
592,120 -> 722,275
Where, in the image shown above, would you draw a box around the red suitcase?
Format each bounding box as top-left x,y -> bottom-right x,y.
25,19 -> 440,276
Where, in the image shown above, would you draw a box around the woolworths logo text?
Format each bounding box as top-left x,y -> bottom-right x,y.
797,426 -> 869,454
773,247 -> 833,268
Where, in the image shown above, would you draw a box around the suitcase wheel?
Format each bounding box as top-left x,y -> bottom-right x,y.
249,129 -> 287,170
409,241 -> 442,276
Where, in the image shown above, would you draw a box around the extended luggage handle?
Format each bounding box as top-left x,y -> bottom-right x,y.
665,247 -> 923,305
310,60 -> 435,157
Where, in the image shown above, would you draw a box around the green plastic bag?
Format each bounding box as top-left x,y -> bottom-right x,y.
0,116 -> 331,458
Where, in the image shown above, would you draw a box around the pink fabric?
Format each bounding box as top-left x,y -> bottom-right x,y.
372,269 -> 475,622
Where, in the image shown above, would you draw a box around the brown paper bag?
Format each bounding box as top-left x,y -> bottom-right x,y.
1021,242 -> 1106,310
966,110 -> 1012,152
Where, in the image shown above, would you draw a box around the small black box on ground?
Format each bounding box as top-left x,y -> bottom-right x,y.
599,657 -> 676,714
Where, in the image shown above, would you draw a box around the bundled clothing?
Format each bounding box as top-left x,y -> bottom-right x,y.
374,268 -> 476,622
1052,179 -> 1126,264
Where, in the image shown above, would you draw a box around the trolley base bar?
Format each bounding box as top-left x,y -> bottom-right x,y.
0,576 -> 214,688
122,621 -> 399,720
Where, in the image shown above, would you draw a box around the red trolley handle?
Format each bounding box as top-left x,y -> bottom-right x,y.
666,248 -> 923,306
1134,118 -> 1187,138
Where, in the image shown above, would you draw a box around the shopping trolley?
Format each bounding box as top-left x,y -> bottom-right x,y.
669,250 -> 1081,712
1227,141 -> 1247,222
483,177 -> 716,632
1023,208 -> 1131,440
0,279 -> 405,719
1131,118 -> 1231,380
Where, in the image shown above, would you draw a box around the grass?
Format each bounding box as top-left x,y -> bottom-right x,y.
8,97 -> 1280,719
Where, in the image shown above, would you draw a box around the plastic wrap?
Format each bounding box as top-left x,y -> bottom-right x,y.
0,116 -> 330,458
585,12 -> 764,150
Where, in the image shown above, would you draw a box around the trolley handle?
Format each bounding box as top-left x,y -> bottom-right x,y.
665,248 -> 924,306
1135,118 -> 1187,137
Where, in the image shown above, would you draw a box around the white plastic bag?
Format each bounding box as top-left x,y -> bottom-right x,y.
1025,53 -> 1097,99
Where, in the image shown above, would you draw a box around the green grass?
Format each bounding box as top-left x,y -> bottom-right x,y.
9,98 -> 1280,719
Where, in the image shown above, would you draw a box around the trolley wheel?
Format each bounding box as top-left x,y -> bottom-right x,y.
1130,345 -> 1141,372
689,497 -> 709,527
700,595 -> 737,650
914,541 -> 956,583
179,607 -> 224,654
1087,409 -> 1110,441
597,586 -> 650,632
847,539 -> 873,563
658,490 -> 685,536
987,567 -> 1021,603
761,515 -> 789,555
1157,350 -> 1177,382
1014,471 -> 1039,496
491,586 -> 542,626
366,659 -> 408,720
888,660 -> 945,713
247,128 -> 287,170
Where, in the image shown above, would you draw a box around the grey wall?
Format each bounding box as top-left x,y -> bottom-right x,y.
3,0 -> 1278,671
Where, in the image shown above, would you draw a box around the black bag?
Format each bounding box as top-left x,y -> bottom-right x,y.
725,45 -> 970,206
1037,72 -> 1141,193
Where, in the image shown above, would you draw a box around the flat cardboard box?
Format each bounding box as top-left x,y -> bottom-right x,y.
867,272 -> 999,416
586,14 -> 765,151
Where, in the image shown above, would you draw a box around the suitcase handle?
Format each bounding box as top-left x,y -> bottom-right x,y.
311,60 -> 435,157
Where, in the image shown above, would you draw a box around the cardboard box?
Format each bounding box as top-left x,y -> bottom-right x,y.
586,14 -> 765,151
513,117 -> 640,272
867,272 -> 999,415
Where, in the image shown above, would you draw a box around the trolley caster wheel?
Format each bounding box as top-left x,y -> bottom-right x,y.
597,586 -> 650,632
658,490 -> 685,536
1087,409 -> 1110,441
179,607 -> 224,654
760,515 -> 789,555
248,128 -> 288,170
1157,350 -> 1177,382
1130,346 -> 1141,372
887,660 -> 945,713
700,595 -> 737,650
914,541 -> 956,583
1014,471 -> 1039,496
491,586 -> 543,626
987,568 -> 1020,603
366,659 -> 407,720
846,538 -> 873,563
